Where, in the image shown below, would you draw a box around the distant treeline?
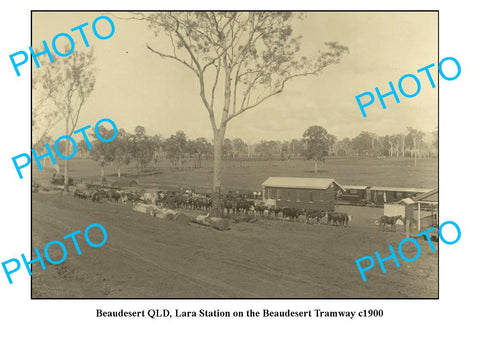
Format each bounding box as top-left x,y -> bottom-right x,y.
44,124 -> 437,177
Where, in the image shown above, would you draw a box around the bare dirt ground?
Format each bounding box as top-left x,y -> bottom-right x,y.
32,193 -> 438,298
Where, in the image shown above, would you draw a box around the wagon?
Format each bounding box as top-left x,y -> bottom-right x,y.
338,185 -> 432,207
50,174 -> 74,186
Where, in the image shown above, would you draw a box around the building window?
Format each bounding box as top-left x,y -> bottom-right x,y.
309,191 -> 314,202
296,190 -> 301,202
268,189 -> 272,199
287,190 -> 291,201
277,189 -> 281,201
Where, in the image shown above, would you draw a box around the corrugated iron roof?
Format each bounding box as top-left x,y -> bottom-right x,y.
414,188 -> 438,202
399,197 -> 416,205
262,177 -> 345,191
370,186 -> 431,193
344,185 -> 370,190
384,197 -> 415,206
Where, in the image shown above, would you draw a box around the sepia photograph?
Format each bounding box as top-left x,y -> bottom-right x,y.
31,11 -> 438,298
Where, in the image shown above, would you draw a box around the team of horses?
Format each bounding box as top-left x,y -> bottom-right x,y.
73,187 -> 406,230
72,187 -> 352,226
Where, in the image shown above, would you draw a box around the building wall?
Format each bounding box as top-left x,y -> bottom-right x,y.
263,186 -> 335,211
384,203 -> 406,217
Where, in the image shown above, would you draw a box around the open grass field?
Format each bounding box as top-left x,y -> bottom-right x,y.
33,156 -> 438,192
32,193 -> 438,298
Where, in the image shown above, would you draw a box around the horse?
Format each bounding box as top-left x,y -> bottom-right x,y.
379,215 -> 403,232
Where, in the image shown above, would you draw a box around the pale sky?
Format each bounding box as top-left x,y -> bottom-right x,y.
33,11 -> 438,143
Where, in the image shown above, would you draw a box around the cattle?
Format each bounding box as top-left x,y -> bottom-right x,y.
222,198 -> 234,215
126,192 -> 143,203
91,190 -> 101,202
282,207 -> 301,220
327,212 -> 349,227
218,193 -> 260,216
191,194 -> 211,211
341,213 -> 351,227
237,200 -> 255,215
380,215 -> 403,232
158,191 -> 165,200
96,188 -> 109,201
109,190 -> 121,203
298,214 -> 307,223
267,206 -> 282,218
121,192 -> 128,205
162,195 -> 179,209
71,183 -> 361,230
156,191 -> 211,211
73,189 -> 90,199
254,203 -> 267,217
142,192 -> 157,205
306,209 -> 326,224
108,191 -> 143,205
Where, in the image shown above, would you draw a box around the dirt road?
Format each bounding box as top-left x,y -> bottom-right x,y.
32,194 -> 438,298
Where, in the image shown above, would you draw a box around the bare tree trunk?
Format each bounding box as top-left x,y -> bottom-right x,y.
212,126 -> 226,217
314,161 -> 318,174
117,166 -> 121,178
210,54 -> 232,217
64,119 -> 70,192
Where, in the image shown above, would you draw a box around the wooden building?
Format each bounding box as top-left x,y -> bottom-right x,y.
412,188 -> 438,232
383,188 -> 438,237
384,197 -> 415,219
262,177 -> 345,211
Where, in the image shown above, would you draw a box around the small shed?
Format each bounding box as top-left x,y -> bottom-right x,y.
262,177 -> 345,211
384,197 -> 415,218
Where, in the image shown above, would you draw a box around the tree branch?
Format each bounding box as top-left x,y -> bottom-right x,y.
210,62 -> 221,109
226,70 -> 322,123
146,43 -> 199,76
